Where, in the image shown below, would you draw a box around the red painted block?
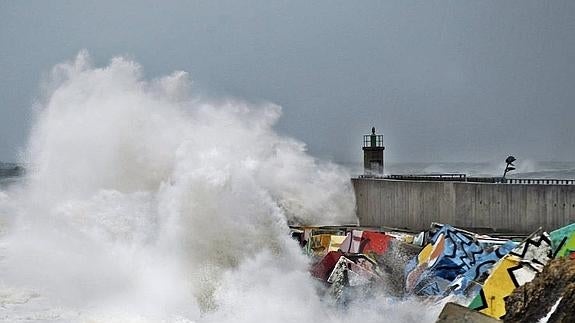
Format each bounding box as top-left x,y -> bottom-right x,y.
310,251 -> 343,281
360,231 -> 392,255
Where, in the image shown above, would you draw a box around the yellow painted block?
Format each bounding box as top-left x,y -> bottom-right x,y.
328,235 -> 347,252
309,234 -> 331,255
477,256 -> 521,319
418,243 -> 434,264
310,234 -> 346,255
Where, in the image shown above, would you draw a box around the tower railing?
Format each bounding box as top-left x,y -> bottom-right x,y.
363,134 -> 383,148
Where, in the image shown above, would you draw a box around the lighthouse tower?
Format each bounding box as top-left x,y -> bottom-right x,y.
363,127 -> 385,176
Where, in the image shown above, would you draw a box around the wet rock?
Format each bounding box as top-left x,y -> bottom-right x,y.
503,258 -> 575,322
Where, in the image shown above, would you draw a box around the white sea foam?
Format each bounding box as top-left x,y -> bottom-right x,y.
0,52 -> 436,322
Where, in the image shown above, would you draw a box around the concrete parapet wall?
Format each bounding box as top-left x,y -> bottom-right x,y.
352,178 -> 575,233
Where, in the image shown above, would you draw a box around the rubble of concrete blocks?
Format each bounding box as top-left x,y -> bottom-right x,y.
293,221 -> 575,321
466,223 -> 575,320
296,228 -> 403,302
405,224 -> 517,298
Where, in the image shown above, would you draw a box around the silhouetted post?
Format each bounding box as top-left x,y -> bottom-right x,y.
502,155 -> 517,182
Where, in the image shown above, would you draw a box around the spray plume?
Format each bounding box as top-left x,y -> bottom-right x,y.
0,52 -> 436,322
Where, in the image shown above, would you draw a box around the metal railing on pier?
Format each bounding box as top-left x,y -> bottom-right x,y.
385,173 -> 467,181
501,178 -> 575,185
359,173 -> 575,185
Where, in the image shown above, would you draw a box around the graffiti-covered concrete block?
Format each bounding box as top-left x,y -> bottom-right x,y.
550,222 -> 575,259
468,231 -> 553,319
405,225 -> 503,296
447,240 -> 516,296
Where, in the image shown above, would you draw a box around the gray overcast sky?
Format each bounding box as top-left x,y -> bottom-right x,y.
1,0 -> 574,163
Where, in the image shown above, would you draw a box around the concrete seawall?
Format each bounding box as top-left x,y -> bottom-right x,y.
352,178 -> 575,233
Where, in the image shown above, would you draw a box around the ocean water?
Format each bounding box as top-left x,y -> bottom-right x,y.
0,52 -> 443,322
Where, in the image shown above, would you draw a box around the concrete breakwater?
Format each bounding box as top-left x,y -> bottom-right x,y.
352,177 -> 575,234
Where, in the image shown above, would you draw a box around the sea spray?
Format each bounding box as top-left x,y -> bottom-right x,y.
0,52 -> 437,322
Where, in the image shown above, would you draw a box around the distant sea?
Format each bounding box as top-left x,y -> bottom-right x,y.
0,162 -> 24,188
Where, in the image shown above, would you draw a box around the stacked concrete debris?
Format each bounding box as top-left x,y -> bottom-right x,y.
467,229 -> 552,318
467,222 -> 575,320
306,230 -> 398,303
405,225 -> 516,298
500,223 -> 575,322
294,221 -> 575,321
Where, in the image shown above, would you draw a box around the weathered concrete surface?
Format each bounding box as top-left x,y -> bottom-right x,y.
503,258 -> 575,323
436,302 -> 499,323
353,178 -> 575,233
